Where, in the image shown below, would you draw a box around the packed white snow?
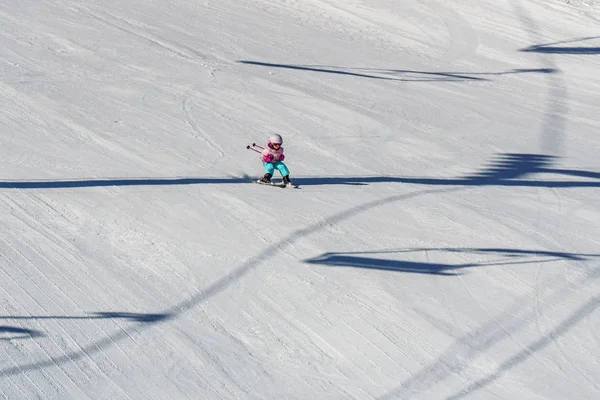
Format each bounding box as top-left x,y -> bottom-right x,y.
1,0 -> 599,399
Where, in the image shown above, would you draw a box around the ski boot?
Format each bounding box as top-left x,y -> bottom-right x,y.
257,173 -> 273,184
282,175 -> 295,187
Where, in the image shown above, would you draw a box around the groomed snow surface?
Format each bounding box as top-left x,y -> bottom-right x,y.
1,1 -> 599,399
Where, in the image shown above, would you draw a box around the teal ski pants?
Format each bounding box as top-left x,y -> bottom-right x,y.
264,161 -> 290,177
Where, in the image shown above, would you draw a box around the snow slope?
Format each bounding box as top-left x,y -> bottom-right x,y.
1,0 -> 599,398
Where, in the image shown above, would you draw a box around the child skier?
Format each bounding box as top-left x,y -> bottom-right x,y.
257,134 -> 294,187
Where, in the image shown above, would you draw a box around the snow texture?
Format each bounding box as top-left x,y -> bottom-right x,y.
1,0 -> 599,399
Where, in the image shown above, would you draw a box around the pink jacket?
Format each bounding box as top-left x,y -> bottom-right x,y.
261,143 -> 284,163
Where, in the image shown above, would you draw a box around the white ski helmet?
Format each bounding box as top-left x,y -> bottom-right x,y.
269,134 -> 283,145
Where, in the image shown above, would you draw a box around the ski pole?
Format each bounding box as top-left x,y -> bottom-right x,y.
252,143 -> 265,150
246,145 -> 261,154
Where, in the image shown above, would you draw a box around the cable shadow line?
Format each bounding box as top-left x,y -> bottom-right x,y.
2,155 -> 598,190
0,186 -> 460,377
378,268 -> 600,400
2,174 -> 599,189
295,176 -> 600,188
448,296 -> 600,400
0,324 -> 137,376
239,60 -> 402,81
239,61 -> 559,82
166,187 -> 460,315
442,248 -> 597,260
0,312 -> 170,323
0,177 -> 250,189
296,153 -> 600,188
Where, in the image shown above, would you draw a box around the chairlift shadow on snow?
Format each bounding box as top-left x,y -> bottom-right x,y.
306,254 -> 470,275
0,154 -> 598,190
238,60 -> 557,82
0,312 -> 171,376
0,311 -> 171,323
0,177 -> 252,189
0,312 -> 169,344
0,326 -> 44,340
296,153 -> 600,188
520,36 -> 600,54
304,248 -> 600,276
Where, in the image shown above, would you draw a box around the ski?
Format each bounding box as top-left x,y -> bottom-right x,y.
253,180 -> 286,188
253,180 -> 299,189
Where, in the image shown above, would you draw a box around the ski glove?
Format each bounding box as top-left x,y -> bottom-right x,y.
262,154 -> 274,163
279,154 -> 285,161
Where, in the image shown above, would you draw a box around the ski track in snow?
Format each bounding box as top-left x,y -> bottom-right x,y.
1,0 -> 599,399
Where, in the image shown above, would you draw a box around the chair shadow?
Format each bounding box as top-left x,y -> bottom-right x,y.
0,326 -> 44,340
305,248 -> 600,276
306,254 -> 469,275
0,311 -> 171,323
520,36 -> 600,54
